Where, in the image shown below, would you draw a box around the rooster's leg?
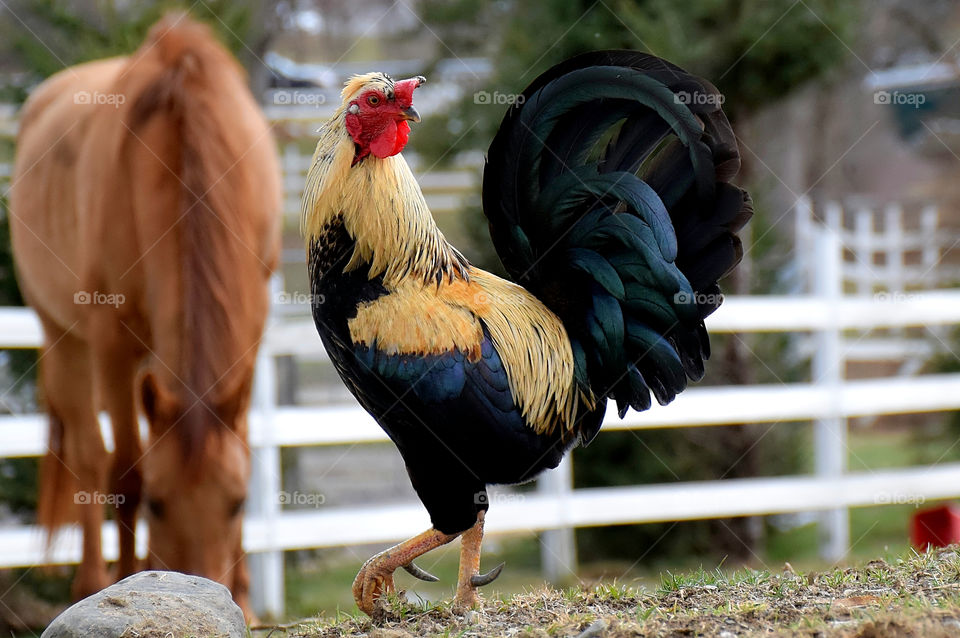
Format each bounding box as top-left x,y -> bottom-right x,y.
453,511 -> 505,610
353,527 -> 456,615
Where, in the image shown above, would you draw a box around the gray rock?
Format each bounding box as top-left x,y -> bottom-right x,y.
576,619 -> 608,638
42,571 -> 245,638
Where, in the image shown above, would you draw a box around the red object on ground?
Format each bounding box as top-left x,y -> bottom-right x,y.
911,505 -> 960,549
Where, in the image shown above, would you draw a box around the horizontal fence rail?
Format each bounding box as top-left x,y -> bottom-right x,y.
6,290 -> 960,352
2,372 -> 959,458
4,461 -> 960,569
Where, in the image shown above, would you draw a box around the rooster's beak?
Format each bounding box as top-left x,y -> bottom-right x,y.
400,106 -> 421,123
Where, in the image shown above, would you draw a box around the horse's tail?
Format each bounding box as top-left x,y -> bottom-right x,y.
37,411 -> 80,536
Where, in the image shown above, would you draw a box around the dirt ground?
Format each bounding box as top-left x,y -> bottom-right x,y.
256,547 -> 960,638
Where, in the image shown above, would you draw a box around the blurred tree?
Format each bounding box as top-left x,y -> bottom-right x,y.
0,0 -> 285,98
412,0 -> 859,165
0,198 -> 21,308
411,0 -> 860,566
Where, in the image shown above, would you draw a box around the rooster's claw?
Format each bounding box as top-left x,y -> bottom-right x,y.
470,561 -> 505,587
402,561 -> 439,582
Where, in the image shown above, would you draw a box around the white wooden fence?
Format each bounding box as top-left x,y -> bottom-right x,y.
1,219 -> 959,616
792,196 -> 960,370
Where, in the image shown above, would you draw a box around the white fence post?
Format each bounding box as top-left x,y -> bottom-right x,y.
854,208 -> 873,296
921,206 -> 940,287
812,219 -> 849,562
793,196 -> 814,292
884,204 -> 904,294
538,455 -> 577,583
248,278 -> 285,618
283,143 -> 303,217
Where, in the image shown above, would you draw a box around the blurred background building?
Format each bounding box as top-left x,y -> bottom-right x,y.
1,0 -> 960,628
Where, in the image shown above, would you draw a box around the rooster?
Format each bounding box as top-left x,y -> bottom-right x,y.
301,51 -> 751,615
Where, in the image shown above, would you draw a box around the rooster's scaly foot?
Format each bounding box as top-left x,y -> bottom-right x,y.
352,553 -> 398,615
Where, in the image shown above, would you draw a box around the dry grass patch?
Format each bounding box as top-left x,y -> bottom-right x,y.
260,547 -> 960,637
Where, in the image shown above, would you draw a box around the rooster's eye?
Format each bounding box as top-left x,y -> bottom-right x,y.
367,95 -> 381,106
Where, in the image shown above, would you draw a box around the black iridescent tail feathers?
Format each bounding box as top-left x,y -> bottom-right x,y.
482,50 -> 753,440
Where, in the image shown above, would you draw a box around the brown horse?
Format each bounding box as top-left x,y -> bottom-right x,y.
9,15 -> 280,618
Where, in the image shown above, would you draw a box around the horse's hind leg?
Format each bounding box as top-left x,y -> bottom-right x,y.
39,329 -> 110,599
89,317 -> 144,580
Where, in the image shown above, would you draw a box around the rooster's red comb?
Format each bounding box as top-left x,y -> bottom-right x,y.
394,76 -> 425,108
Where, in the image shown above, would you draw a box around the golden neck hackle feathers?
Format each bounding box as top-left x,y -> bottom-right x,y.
300,73 -> 467,288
